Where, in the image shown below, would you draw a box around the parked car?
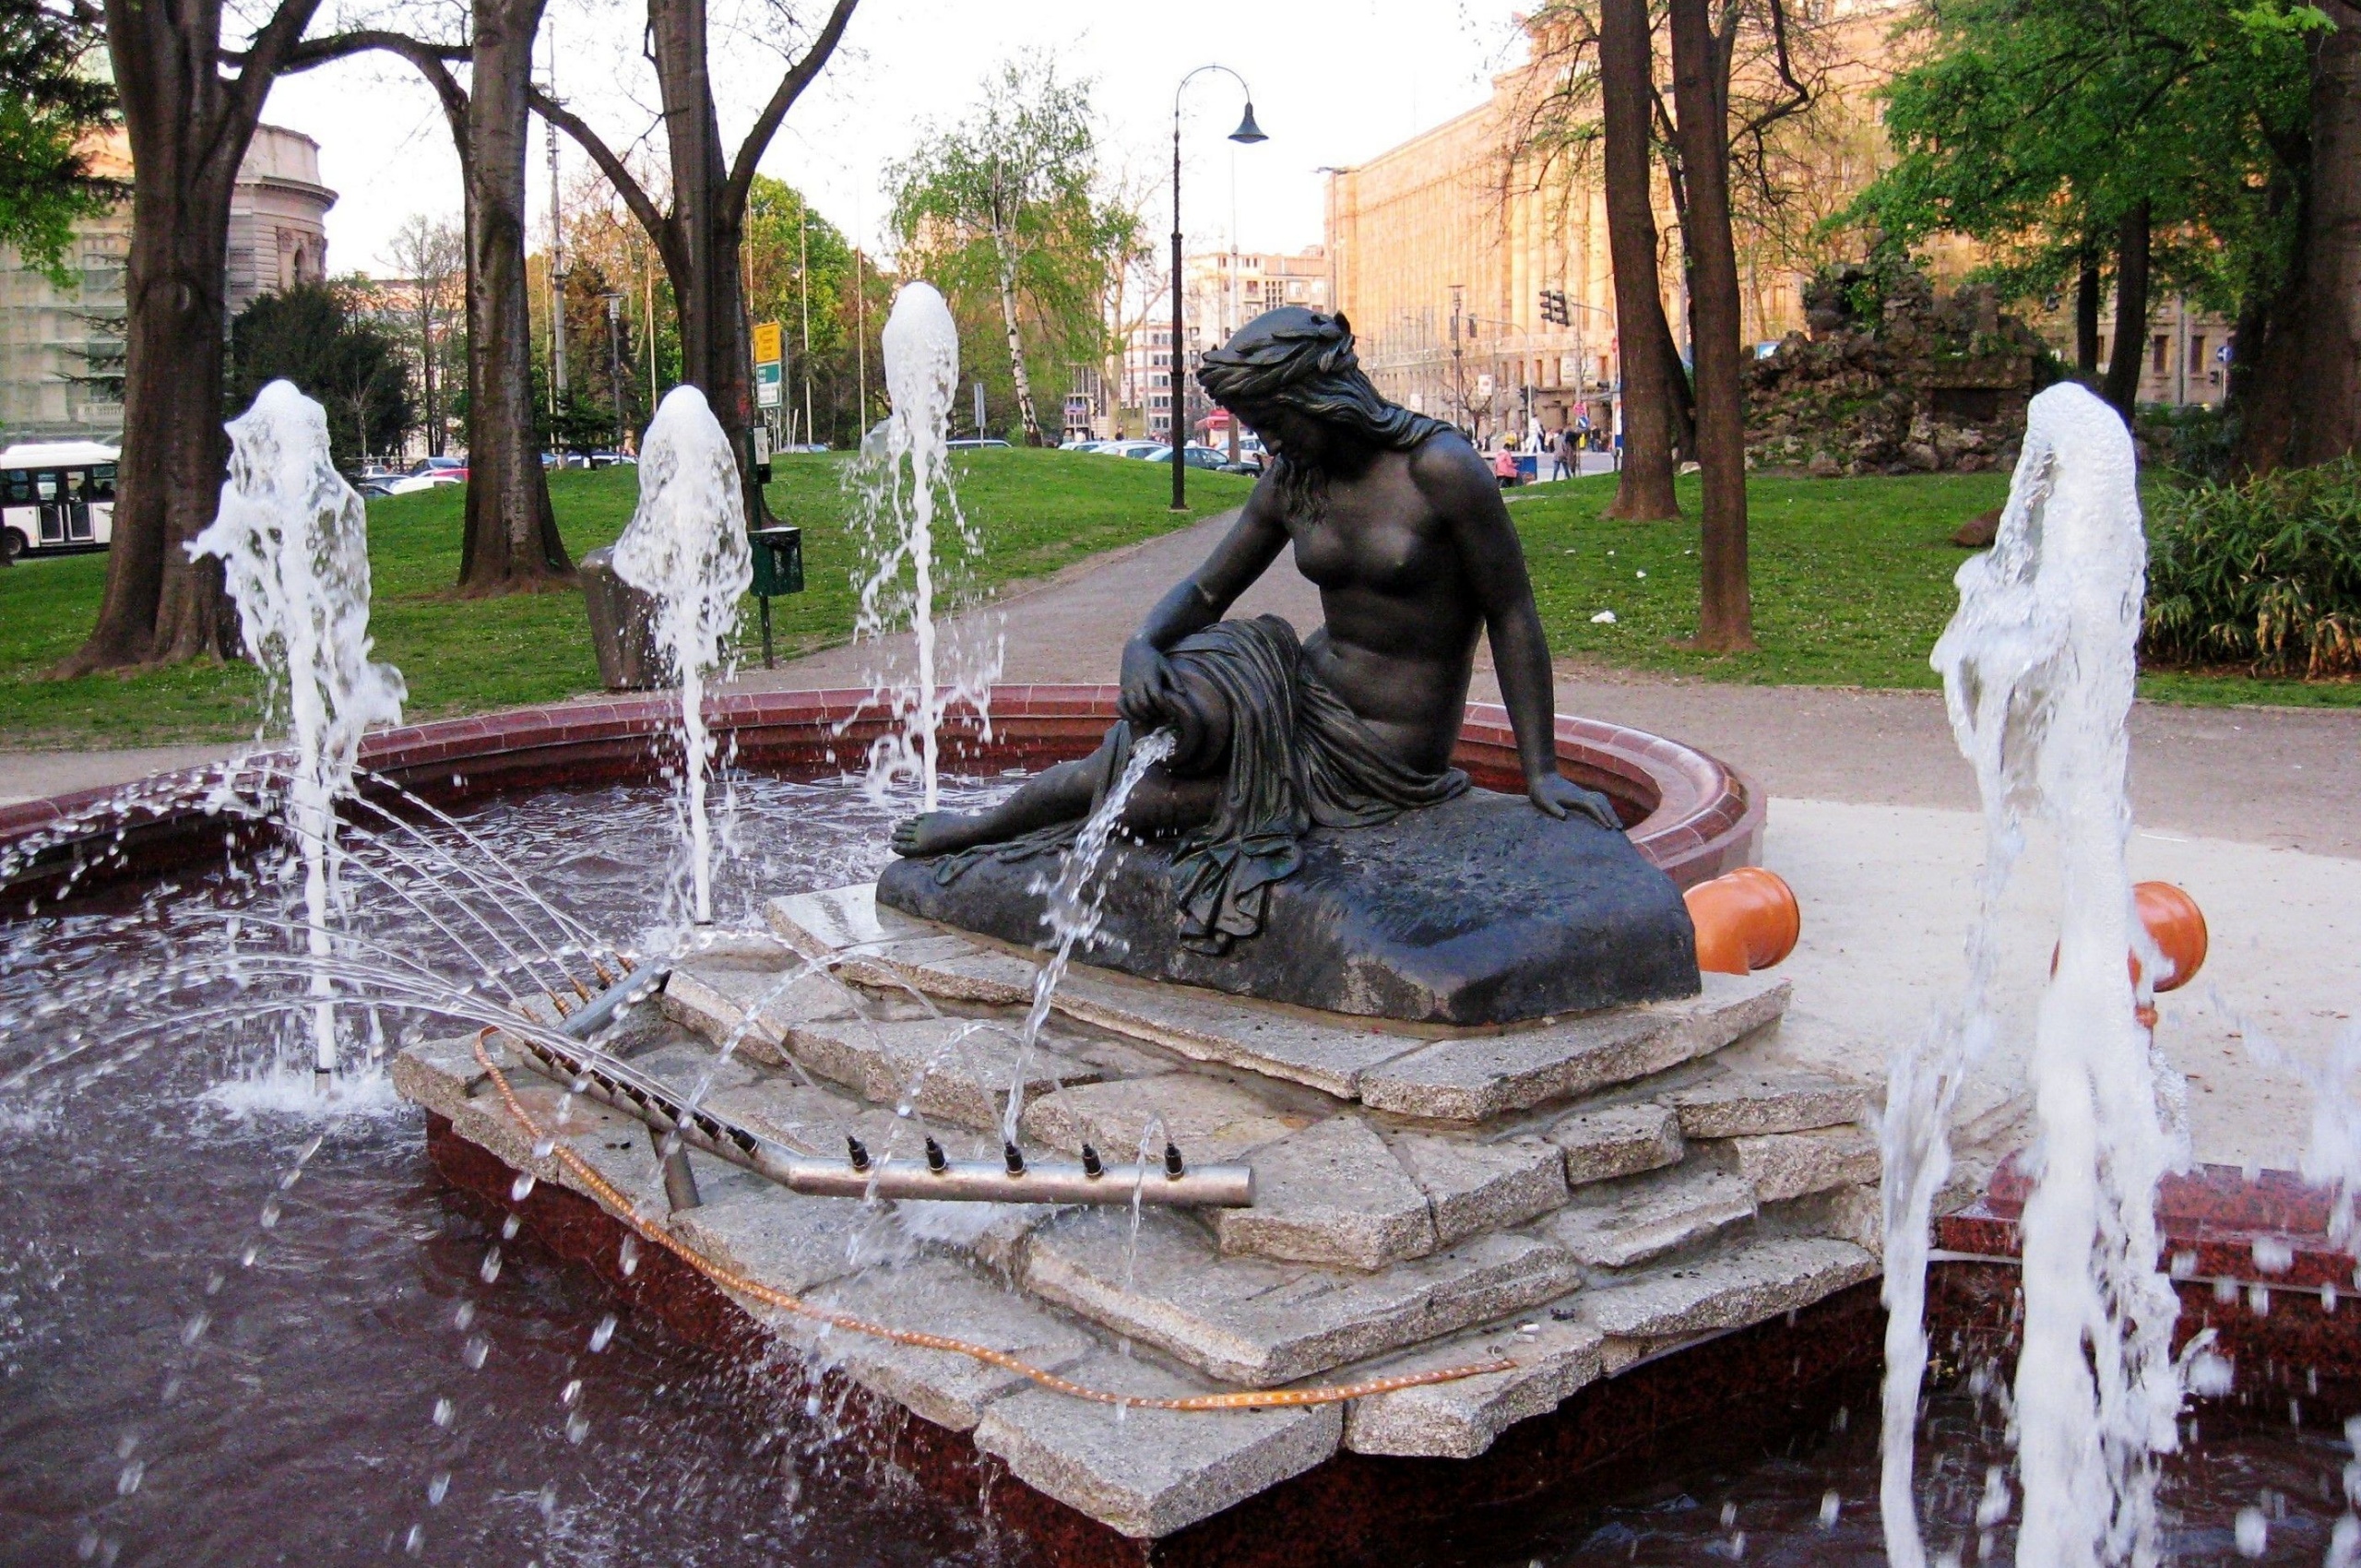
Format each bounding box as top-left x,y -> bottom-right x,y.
1058,438 -> 1106,453
1095,440 -> 1167,460
387,455 -> 468,494
1146,444 -> 1230,470
355,480 -> 397,499
947,437 -> 1012,449
587,451 -> 636,469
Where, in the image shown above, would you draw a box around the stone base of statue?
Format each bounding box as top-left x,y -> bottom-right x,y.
875,788 -> 1701,1027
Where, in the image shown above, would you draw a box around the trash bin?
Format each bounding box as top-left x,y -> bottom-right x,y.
580,544 -> 661,691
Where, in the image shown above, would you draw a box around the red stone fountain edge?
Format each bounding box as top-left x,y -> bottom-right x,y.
0,685 -> 1764,901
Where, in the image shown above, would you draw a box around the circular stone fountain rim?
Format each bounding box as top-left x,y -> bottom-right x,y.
0,686 -> 1762,899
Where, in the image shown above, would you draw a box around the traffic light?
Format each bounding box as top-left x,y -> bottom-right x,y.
1539,289 -> 1571,327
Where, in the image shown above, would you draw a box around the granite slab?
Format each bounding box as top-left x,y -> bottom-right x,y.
1019,1206 -> 1582,1386
1356,974 -> 1792,1122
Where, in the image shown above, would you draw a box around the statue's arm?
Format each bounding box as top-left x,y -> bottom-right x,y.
1120,485 -> 1288,725
1416,438 -> 1618,829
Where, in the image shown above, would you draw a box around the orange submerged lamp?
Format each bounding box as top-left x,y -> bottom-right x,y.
1685,866 -> 1802,976
2047,880 -> 2210,1028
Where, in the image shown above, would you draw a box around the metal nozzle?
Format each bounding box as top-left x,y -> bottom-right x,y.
1081,1144 -> 1104,1178
847,1135 -> 871,1172
1164,1142 -> 1186,1179
925,1136 -> 948,1173
1004,1142 -> 1026,1176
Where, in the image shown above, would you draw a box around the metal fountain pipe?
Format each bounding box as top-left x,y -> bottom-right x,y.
521,968 -> 1253,1209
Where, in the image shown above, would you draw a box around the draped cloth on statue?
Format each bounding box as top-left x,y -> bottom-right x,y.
924,615 -> 1468,951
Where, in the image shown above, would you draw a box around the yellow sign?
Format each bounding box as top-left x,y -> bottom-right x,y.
752,321 -> 784,364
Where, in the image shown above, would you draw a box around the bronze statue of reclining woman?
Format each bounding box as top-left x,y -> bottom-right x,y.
891,306 -> 1619,954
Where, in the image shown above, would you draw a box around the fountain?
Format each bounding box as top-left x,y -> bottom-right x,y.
850,281 -> 1001,813
189,378 -> 407,1079
22,321 -> 2356,1568
611,385 -> 753,927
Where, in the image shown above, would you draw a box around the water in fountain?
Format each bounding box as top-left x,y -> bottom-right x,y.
188,379 -> 408,1080
850,282 -> 1002,813
1880,382 -> 2185,1568
1002,729 -> 1177,1146
612,386 -> 754,927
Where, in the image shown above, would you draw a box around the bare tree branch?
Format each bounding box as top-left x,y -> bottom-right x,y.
529,83 -> 687,287
723,0 -> 859,212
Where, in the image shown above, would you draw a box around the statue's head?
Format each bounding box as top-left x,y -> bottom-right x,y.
1196,309 -> 1444,477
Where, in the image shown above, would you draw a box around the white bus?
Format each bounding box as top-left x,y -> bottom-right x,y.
1,440 -> 120,562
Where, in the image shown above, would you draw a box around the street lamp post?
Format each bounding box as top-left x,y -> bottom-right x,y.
1171,64 -> 1266,512
599,291 -> 626,451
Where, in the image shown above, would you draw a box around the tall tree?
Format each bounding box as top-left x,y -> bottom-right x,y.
0,0 -> 120,283
2267,6 -> 2361,468
1597,0 -> 1683,518
1849,0 -> 2311,434
535,0 -> 859,521
229,280 -> 415,465
887,58 -> 1137,446
1511,0 -> 1834,517
1668,0 -> 1753,649
312,4 -> 574,590
383,213 -> 464,457
63,0 -> 374,671
2099,200 -> 2153,419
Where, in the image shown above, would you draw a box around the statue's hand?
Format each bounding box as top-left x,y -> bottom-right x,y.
1119,638 -> 1181,728
1528,773 -> 1620,830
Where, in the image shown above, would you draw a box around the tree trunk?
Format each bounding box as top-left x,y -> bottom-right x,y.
2101,201 -> 2152,422
1668,0 -> 1752,651
62,0 -> 279,672
457,0 -> 569,591
2228,156 -> 2307,475
2286,13 -> 2361,466
647,0 -> 769,523
1599,0 -> 1680,519
2075,244 -> 2101,380
994,225 -> 1043,445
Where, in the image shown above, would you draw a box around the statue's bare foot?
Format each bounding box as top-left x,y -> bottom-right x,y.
892,811 -> 994,858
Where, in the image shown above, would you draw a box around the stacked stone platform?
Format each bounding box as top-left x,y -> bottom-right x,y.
392,883 -> 1879,1542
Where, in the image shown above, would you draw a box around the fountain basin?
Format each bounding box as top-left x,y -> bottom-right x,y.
0,685 -> 1762,903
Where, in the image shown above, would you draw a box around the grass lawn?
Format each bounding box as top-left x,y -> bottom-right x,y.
2,459 -> 2349,752
1513,470 -> 2361,707
0,450 -> 1253,749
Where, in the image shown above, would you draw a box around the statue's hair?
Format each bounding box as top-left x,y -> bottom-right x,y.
1195,308 -> 1448,518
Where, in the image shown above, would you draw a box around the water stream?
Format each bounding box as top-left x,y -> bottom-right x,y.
1002,728 -> 1177,1146
188,380 -> 407,1077
851,282 -> 1001,812
611,386 -> 754,927
1880,383 -> 2286,1568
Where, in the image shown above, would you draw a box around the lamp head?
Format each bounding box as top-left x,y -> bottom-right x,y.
1228,101 -> 1268,144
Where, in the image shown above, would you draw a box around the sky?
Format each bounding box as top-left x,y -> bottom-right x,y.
260,0 -> 1530,279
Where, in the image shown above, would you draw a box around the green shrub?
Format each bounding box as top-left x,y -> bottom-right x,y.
2143,458 -> 2361,676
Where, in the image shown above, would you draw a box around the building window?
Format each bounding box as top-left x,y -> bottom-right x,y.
2189,333 -> 2206,370
1150,395 -> 1171,410
2151,333 -> 2168,374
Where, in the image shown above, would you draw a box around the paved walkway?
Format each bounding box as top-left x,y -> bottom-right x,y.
6,513 -> 2354,1169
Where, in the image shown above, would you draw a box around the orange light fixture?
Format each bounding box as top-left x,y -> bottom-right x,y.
1685,866 -> 1801,976
2132,881 -> 2208,993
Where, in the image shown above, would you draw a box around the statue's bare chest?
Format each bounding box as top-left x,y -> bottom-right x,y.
1286,475 -> 1453,597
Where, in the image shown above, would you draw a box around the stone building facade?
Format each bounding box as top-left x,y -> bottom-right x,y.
0,125 -> 334,442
